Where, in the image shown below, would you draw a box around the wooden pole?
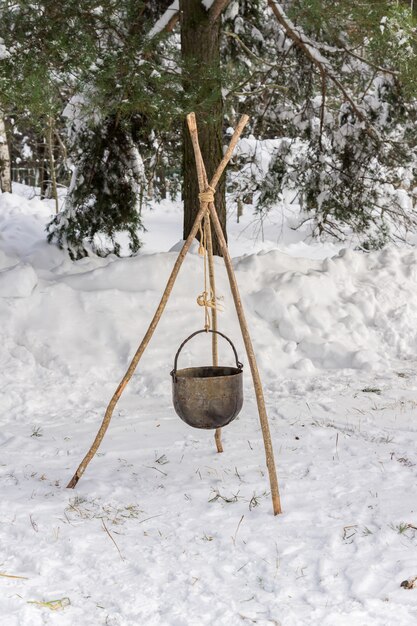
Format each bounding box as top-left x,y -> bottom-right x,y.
186,115 -> 282,515
67,114 -> 248,489
187,112 -> 249,454
209,202 -> 282,514
206,224 -> 223,453
190,119 -> 222,452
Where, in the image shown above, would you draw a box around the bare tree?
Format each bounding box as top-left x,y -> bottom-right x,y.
0,112 -> 11,193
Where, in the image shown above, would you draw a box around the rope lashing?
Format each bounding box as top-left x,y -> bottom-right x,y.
198,185 -> 216,204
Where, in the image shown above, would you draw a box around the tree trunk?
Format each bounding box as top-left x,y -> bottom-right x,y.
0,114 -> 12,193
180,0 -> 226,256
47,117 -> 59,213
39,138 -> 49,200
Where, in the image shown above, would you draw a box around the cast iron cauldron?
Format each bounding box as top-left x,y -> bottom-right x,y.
171,329 -> 243,429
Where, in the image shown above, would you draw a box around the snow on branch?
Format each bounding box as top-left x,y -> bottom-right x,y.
148,0 -> 231,37
148,1 -> 179,38
267,0 -> 382,140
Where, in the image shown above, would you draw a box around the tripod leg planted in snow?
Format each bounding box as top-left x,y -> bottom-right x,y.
209,201 -> 282,515
66,204 -> 207,489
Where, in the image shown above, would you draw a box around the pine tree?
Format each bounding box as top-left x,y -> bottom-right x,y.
224,1 -> 417,247
47,115 -> 146,258
0,0 -> 176,257
48,0 -> 181,258
1,0 -> 416,254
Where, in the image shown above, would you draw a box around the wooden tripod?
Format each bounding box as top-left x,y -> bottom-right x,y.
67,113 -> 282,516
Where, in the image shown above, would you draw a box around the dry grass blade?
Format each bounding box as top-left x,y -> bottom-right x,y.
239,615 -> 281,625
101,519 -> 125,561
144,465 -> 168,476
0,572 -> 29,580
30,514 -> 38,532
139,513 -> 163,525
27,597 -> 70,610
232,515 -> 244,545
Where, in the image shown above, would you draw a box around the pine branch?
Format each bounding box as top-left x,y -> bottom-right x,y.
267,0 -> 381,141
148,1 -> 179,38
223,31 -> 277,68
338,45 -> 399,78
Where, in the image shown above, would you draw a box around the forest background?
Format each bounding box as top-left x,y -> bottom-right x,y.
0,0 -> 416,259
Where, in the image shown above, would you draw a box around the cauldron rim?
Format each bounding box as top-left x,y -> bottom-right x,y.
173,365 -> 242,380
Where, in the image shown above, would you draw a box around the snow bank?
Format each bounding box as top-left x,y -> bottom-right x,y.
0,190 -> 417,390
238,246 -> 417,374
0,262 -> 37,297
2,188 -> 417,625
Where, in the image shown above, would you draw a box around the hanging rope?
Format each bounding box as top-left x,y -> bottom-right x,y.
197,211 -> 215,331
196,187 -> 222,331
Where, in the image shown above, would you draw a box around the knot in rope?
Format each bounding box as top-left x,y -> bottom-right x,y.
197,290 -> 217,331
197,290 -> 216,310
198,185 -> 216,204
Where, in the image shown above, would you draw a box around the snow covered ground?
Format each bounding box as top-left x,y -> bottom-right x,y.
1,186 -> 417,625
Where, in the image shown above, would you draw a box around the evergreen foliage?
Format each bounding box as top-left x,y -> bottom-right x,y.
47,116 -> 145,259
1,1 -> 416,254
0,0 -> 177,257
223,0 -> 417,246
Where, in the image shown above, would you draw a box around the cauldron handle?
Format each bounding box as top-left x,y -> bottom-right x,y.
171,329 -> 243,379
